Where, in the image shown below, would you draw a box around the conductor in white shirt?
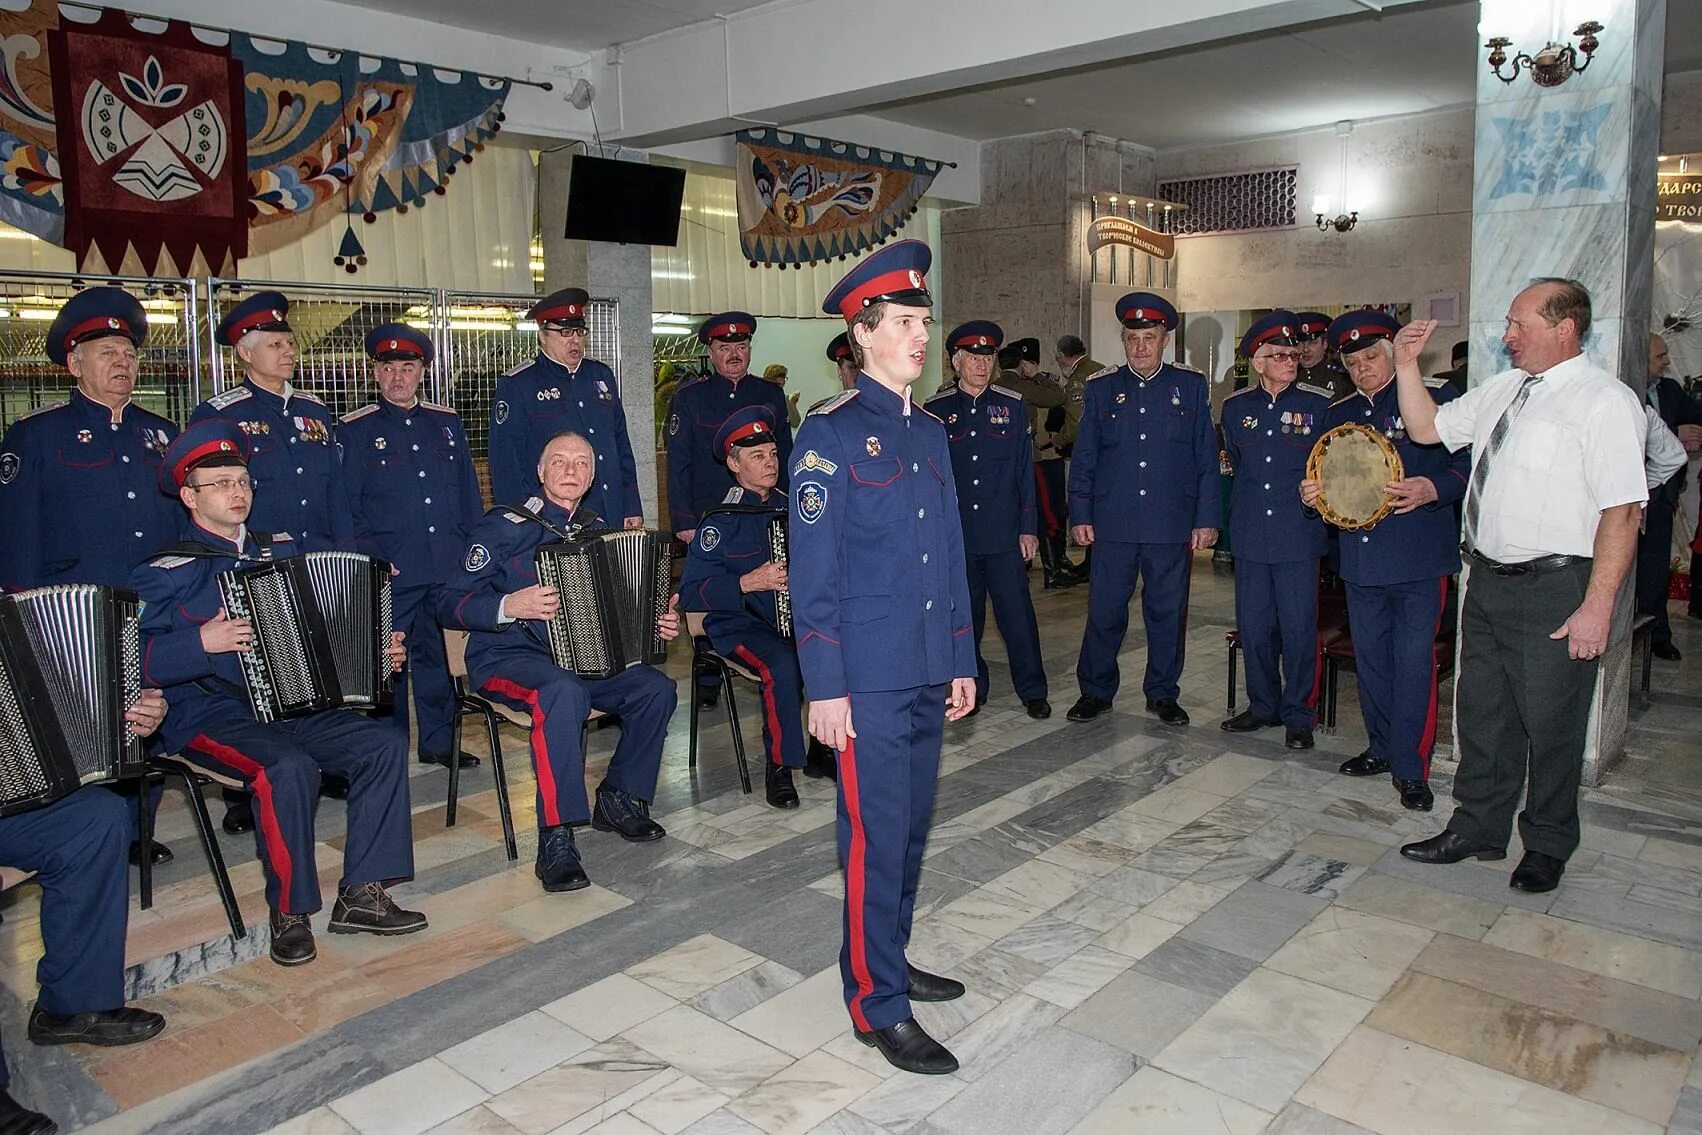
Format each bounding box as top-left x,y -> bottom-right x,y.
1388,279 -> 1646,895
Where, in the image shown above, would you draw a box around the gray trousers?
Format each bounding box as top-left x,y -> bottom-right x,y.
1449,560 -> 1598,860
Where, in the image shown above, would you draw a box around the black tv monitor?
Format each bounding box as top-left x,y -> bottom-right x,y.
563,156 -> 687,246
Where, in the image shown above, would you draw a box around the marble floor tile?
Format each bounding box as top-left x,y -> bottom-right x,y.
1021,944 -> 1132,1009
581,1114 -> 664,1135
1059,969 -> 1217,1058
358,922 -> 532,1000
622,1005 -> 794,1097
1260,1102 -> 1375,1134
1668,1085 -> 1702,1135
724,1051 -> 880,1135
624,1075 -> 729,1135
1094,912 -> 1183,961
727,967 -> 849,1059
1035,834 -> 1137,878
992,914 -> 1102,966
424,1105 -> 524,1134
329,1059 -> 490,1135
1074,810 -> 1183,855
905,920 -> 996,973
979,859 -> 1090,911
1135,880 -> 1230,925
1199,794 -> 1287,834
1482,908 -> 1702,998
926,1026 -> 1135,1135
1176,880 -> 1328,961
1575,851 -> 1702,896
1153,968 -> 1373,1112
1171,752 -> 1281,798
1295,1025 -> 1664,1135
938,993 -> 1067,1083
1294,832 -> 1391,868
260,1108 -> 360,1135
496,885 -> 633,944
1640,836 -> 1702,872
926,889 -> 1048,943
540,974 -> 679,1042
484,1039 -> 671,1135
1545,886 -> 1702,953
1125,785 -> 1225,826
951,946 -> 1049,1000
1046,890 -> 1140,932
1132,937 -> 1259,999
847,1065 -> 966,1134
1264,907 -> 1436,1000
915,988 -> 1002,1043
1256,851 -> 1366,902
1130,821 -> 1246,879
1188,849 -> 1281,890
438,1011 -> 597,1094
626,935 -> 765,1001
1070,1065 -> 1272,1135
689,961 -> 804,1022
1368,848 -> 1562,914
1334,873 -> 1504,940
1085,863 -> 1180,908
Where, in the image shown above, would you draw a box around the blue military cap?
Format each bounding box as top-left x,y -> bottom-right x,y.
1293,312 -> 1332,341
527,288 -> 589,329
46,286 -> 146,366
947,321 -> 1003,355
1114,293 -> 1178,331
712,405 -> 778,461
1239,310 -> 1301,358
365,322 -> 434,364
160,419 -> 249,493
698,311 -> 757,344
216,290 -> 291,346
1328,310 -> 1401,356
823,239 -> 933,321
825,331 -> 853,363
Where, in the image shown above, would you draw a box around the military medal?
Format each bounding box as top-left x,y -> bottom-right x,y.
1242,416 -> 1257,429
76,429 -> 92,443
865,436 -> 881,456
1115,392 -> 1127,405
375,437 -> 387,450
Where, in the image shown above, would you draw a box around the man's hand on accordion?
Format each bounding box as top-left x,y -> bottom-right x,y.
386,631 -> 407,675
126,689 -> 167,738
200,609 -> 254,654
658,594 -> 681,642
505,585 -> 560,622
739,562 -> 788,593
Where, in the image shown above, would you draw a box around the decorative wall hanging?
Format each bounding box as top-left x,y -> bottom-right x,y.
733,128 -> 947,268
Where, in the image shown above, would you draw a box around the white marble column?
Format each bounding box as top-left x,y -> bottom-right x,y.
1463,0 -> 1665,782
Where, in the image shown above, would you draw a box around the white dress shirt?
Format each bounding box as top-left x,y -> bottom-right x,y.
1645,407 -> 1688,491
1434,352 -> 1647,562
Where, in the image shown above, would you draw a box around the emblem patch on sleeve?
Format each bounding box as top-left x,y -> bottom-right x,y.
698,525 -> 720,551
0,453 -> 18,484
668,413 -> 680,437
494,400 -> 509,425
793,449 -> 838,476
465,544 -> 491,572
798,481 -> 827,524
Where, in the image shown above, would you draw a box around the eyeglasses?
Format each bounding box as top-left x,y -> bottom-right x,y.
1260,351 -> 1302,364
187,476 -> 256,493
542,326 -> 588,339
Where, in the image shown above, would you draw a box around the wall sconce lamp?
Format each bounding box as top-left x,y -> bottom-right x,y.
1485,21 -> 1603,87
1313,121 -> 1358,233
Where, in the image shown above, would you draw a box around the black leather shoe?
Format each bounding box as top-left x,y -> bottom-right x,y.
127,840 -> 173,867
536,824 -> 590,892
269,911 -> 317,966
328,883 -> 428,935
695,685 -> 721,710
1339,751 -> 1390,777
0,1088 -> 56,1135
906,964 -> 965,1002
1400,829 -> 1506,864
1221,709 -> 1279,733
1394,778 -> 1434,811
1285,727 -> 1314,750
765,765 -> 800,810
419,750 -> 481,769
1025,698 -> 1052,720
26,1004 -> 164,1048
855,1018 -> 958,1075
1146,698 -> 1190,726
1510,850 -> 1566,893
318,774 -> 350,801
1652,642 -> 1682,661
222,799 -> 255,835
591,784 -> 666,842
1066,695 -> 1112,722
803,741 -> 838,781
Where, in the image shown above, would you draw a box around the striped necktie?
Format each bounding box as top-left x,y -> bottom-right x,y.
1461,372 -> 1541,552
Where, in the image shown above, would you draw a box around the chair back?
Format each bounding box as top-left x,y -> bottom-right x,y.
685,611 -> 709,638
445,628 -> 472,680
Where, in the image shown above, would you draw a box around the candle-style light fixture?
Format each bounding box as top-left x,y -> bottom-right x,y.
1313,121 -> 1358,233
1485,20 -> 1604,87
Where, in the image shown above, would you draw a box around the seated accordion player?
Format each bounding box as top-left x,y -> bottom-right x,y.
533,529 -> 674,679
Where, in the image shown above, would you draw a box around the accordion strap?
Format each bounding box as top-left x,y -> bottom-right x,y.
154,538 -> 272,565
697,504 -> 786,523
499,505 -> 578,542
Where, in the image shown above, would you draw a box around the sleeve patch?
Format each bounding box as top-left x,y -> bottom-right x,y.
494,399 -> 509,425
0,453 -> 18,484
793,450 -> 838,476
797,481 -> 828,523
465,544 -> 491,571
697,525 -> 721,551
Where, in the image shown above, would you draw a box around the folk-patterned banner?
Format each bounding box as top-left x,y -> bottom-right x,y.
734,128 -> 942,268
0,1 -> 509,276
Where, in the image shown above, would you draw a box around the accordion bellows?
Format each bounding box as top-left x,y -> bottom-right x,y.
535,530 -> 673,678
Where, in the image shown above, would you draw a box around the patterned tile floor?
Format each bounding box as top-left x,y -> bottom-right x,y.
4,558 -> 1701,1134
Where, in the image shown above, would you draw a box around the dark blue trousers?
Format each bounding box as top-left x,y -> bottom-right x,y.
838,683 -> 945,1032
1035,459 -> 1067,537
1635,501 -> 1677,649
1077,541 -> 1192,701
1346,578 -> 1448,781
474,645 -> 676,828
711,620 -> 805,768
179,705 -> 414,914
384,582 -> 458,761
967,550 -> 1047,704
1234,559 -> 1322,728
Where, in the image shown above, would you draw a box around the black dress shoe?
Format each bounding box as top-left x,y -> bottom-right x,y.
1652,642 -> 1682,661
855,1018 -> 958,1075
222,799 -> 255,835
127,840 -> 173,867
1509,850 -> 1566,893
1400,829 -> 1506,864
803,741 -> 838,781
906,964 -> 965,1002
269,911 -> 317,966
26,1004 -> 165,1048
536,824 -> 590,892
1221,709 -> 1280,733
1285,727 -> 1314,750
328,883 -> 428,935
318,774 -> 350,801
1394,778 -> 1434,811
695,685 -> 721,710
419,750 -> 482,769
1339,751 -> 1390,777
1146,698 -> 1190,726
591,785 -> 666,842
1066,695 -> 1112,722
1025,698 -> 1052,720
765,765 -> 800,810
0,1088 -> 56,1135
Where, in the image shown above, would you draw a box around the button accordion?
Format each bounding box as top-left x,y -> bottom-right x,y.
534,530 -> 673,679
217,552 -> 396,723
767,514 -> 792,639
0,585 -> 145,818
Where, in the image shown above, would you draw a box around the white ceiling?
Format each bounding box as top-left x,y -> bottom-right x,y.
329,0 -> 778,53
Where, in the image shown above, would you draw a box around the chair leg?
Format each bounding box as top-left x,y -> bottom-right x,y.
1226,643 -> 1238,712
136,774 -> 155,911
180,772 -> 246,940
688,656 -> 702,771
482,705 -> 517,862
723,664 -> 751,795
446,685 -> 464,828
1325,659 -> 1339,730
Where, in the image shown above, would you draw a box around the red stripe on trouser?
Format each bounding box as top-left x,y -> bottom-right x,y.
188,733 -> 293,911
1306,567 -> 1325,716
840,734 -> 875,1032
1035,466 -> 1058,532
481,677 -> 561,827
732,644 -> 786,767
1417,577 -> 1448,774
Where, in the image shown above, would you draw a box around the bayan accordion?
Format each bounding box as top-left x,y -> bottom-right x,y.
0,585 -> 145,818
534,530 -> 673,679
767,514 -> 792,639
218,552 -> 396,723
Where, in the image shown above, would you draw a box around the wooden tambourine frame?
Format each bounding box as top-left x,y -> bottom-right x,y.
1306,423 -> 1405,531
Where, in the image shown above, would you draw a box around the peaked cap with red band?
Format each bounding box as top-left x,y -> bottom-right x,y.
697,311 -> 757,344
1327,310 -> 1401,355
364,322 -> 434,364
160,420 -> 250,494
1293,312 -> 1333,341
1239,310 -> 1302,359
527,287 -> 589,329
216,291 -> 291,346
822,239 -> 934,322
47,286 -> 146,367
1114,292 -> 1178,331
947,320 -> 1003,355
825,331 -> 853,363
712,405 -> 777,461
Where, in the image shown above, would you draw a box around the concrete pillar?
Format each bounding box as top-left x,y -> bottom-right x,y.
1464,0 -> 1665,783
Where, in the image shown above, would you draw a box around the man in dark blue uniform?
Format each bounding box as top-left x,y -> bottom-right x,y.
340,323 -> 486,770
1638,333 -> 1702,660
666,312 -> 793,541
438,431 -> 681,894
1219,311 -> 1333,749
925,321 -> 1050,720
133,421 -> 424,967
1302,311 -> 1469,810
1295,311 -> 1350,398
487,289 -> 642,527
1066,293 -> 1218,726
828,332 -> 858,391
792,240 -> 975,1076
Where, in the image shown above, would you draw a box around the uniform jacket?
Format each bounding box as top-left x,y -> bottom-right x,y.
924,383 -> 1037,554
338,398 -> 484,586
0,391 -> 180,590
788,375 -> 975,699
487,354 -> 640,523
1221,381 -> 1333,564
1300,359 -> 1351,400
678,489 -> 788,639
1648,376 -> 1702,506
664,372 -> 794,532
1044,356 -> 1100,457
1067,362 -> 1219,544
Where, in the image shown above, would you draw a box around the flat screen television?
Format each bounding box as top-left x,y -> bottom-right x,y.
562,156 -> 687,246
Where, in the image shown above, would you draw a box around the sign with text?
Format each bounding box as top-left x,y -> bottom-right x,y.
1087,215 -> 1176,261
1658,167 -> 1702,222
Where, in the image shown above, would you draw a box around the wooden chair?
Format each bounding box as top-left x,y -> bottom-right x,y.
137,757 -> 248,940
1224,582 -> 1350,716
684,611 -> 755,795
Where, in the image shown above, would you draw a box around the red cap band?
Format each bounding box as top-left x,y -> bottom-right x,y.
375,337 -> 426,358
226,307 -> 288,343
534,302 -> 583,323
65,315 -> 133,348
721,419 -> 771,457
837,267 -> 928,321
703,319 -> 753,340
1247,324 -> 1295,353
172,437 -> 244,488
951,332 -> 994,351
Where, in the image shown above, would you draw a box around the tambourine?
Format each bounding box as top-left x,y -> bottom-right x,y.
1306,423 -> 1404,531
